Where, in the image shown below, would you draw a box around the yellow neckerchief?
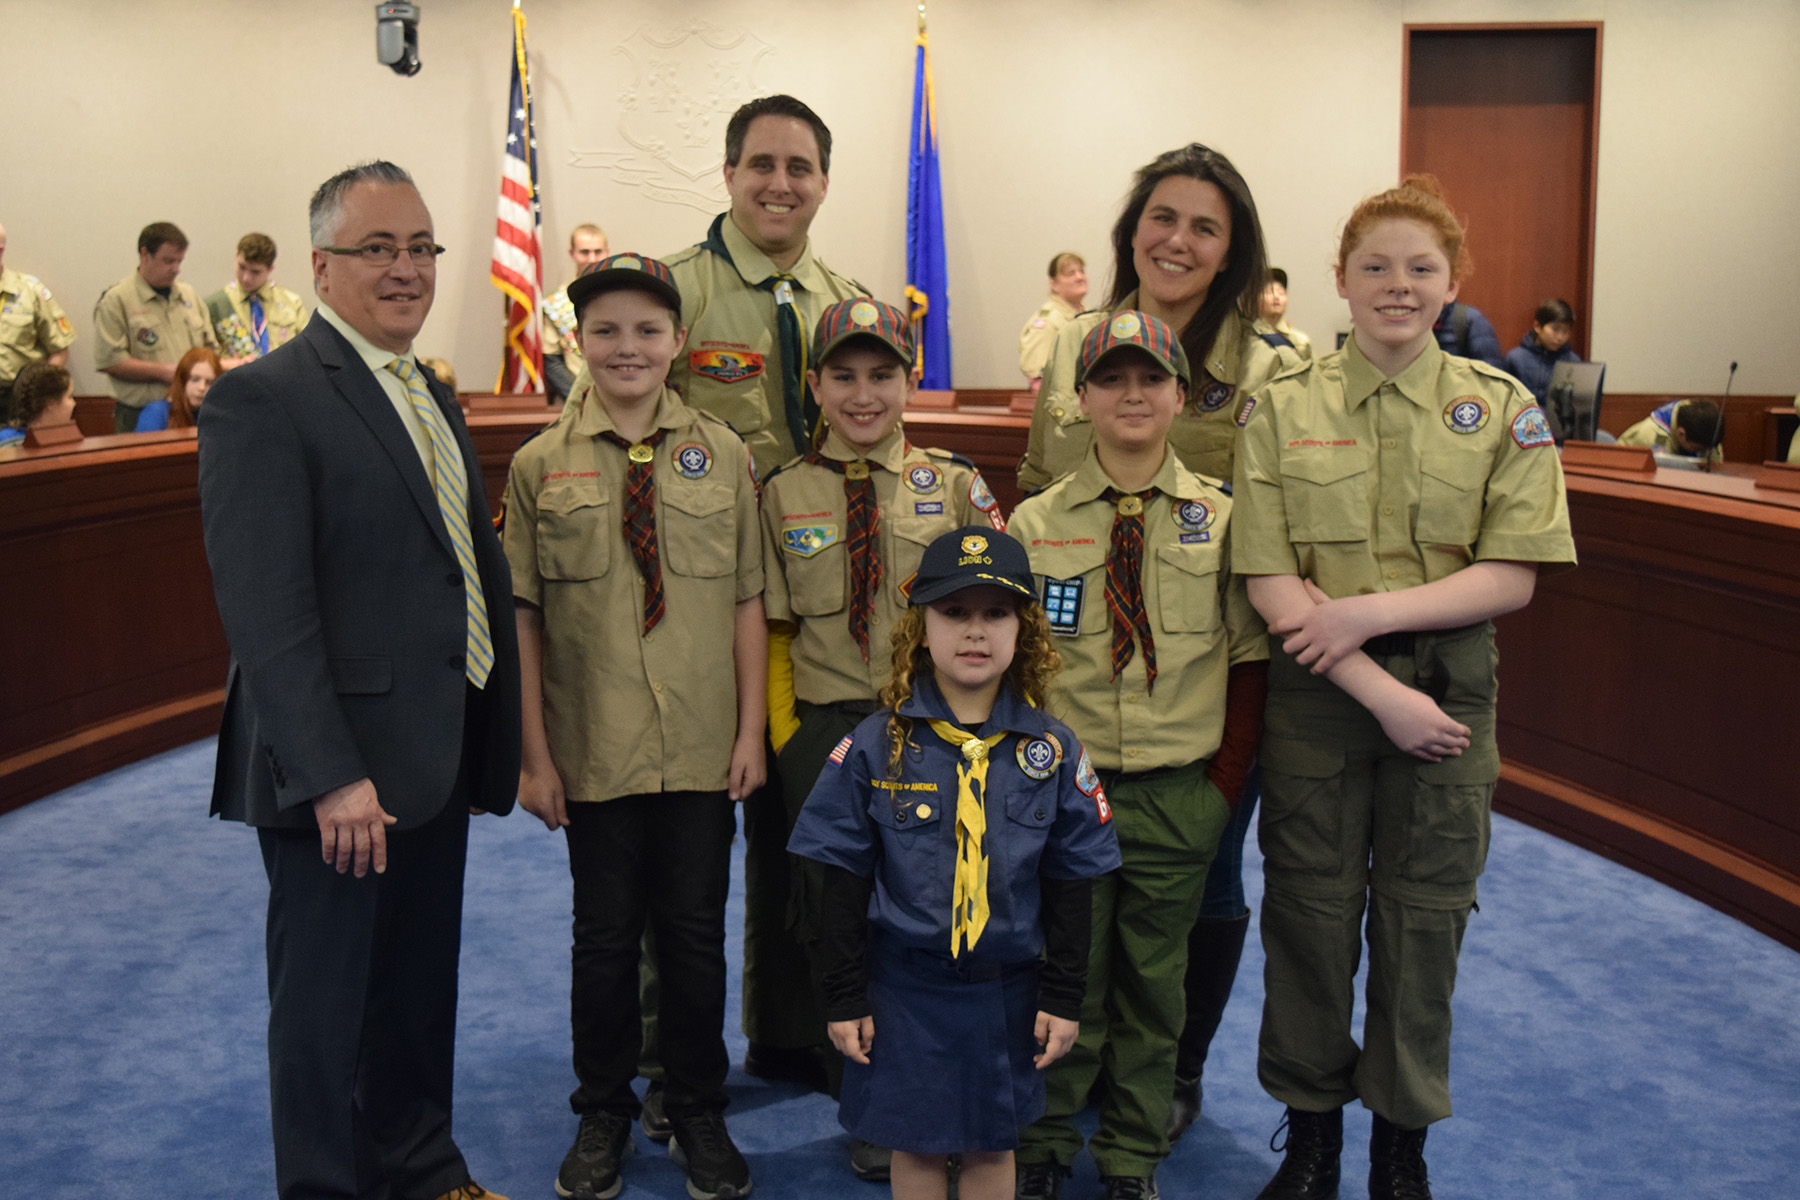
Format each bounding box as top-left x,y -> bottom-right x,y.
926,719 -> 1008,957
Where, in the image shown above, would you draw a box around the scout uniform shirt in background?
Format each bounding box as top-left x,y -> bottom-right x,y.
539,285 -> 585,382
92,272 -> 216,408
1618,399 -> 1727,464
762,426 -> 1005,705
1232,333 -> 1576,593
1007,448 -> 1267,774
502,383 -> 763,803
665,214 -> 865,480
205,281 -> 308,360
0,267 -> 76,386
1018,292 -> 1081,381
1018,300 -> 1299,492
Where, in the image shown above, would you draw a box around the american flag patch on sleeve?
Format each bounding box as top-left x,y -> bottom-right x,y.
828,734 -> 854,765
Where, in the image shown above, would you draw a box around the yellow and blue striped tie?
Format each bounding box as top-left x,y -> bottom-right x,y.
387,358 -> 494,687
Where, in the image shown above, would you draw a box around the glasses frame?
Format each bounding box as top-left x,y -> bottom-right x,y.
318,241 -> 447,268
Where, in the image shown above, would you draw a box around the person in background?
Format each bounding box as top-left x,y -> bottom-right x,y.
0,221 -> 77,414
206,233 -> 309,369
1790,395 -> 1800,465
542,223 -> 609,403
1019,252 -> 1089,392
1501,299 -> 1581,407
1429,297 -> 1503,369
0,360 -> 77,449
94,222 -> 217,432
1255,268 -> 1312,360
1618,399 -> 1725,463
137,345 -> 220,431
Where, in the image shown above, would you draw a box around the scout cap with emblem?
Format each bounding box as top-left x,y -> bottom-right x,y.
1075,309 -> 1191,388
812,296 -> 916,369
907,525 -> 1036,607
566,252 -> 683,322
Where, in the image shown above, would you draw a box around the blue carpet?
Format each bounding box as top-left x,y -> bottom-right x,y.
2,739 -> 1797,1198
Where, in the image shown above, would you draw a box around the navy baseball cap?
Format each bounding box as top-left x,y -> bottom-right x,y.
907,527 -> 1036,607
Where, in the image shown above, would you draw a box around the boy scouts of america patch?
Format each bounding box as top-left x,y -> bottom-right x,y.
672,442 -> 712,479
783,525 -> 839,557
1236,394 -> 1258,427
1074,749 -> 1111,822
1110,312 -> 1142,338
1443,396 -> 1490,434
1042,576 -> 1084,637
1197,381 -> 1236,412
905,464 -> 942,494
136,327 -> 159,347
1017,733 -> 1063,780
828,734 -> 854,765
1511,405 -> 1555,449
690,348 -> 763,383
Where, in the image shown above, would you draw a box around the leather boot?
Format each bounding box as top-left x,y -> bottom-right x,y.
1368,1112 -> 1432,1200
1254,1106 -> 1342,1200
1167,911 -> 1251,1143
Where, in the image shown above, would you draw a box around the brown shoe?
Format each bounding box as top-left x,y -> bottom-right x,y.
434,1183 -> 512,1200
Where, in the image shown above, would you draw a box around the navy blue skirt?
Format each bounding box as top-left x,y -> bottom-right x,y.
838,933 -> 1044,1153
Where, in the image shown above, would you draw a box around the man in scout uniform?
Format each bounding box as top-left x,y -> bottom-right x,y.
0,222 -> 76,414
504,253 -> 765,1200
761,295 -> 1006,1179
1619,398 -> 1726,463
94,221 -> 217,432
542,222 -> 609,403
1008,312 -> 1268,1200
1019,251 -> 1088,392
205,233 -> 308,369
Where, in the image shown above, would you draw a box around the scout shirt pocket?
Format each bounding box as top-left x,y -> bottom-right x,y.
1155,541 -> 1224,634
867,778 -> 948,907
536,482 -> 613,580
1027,540 -> 1108,637
684,351 -> 770,437
887,517 -> 937,605
779,518 -> 847,616
1414,448 -> 1490,549
1280,449 -> 1371,544
662,481 -> 737,578
1000,777 -> 1057,877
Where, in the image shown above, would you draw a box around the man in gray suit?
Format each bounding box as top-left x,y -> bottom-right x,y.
198,161 -> 521,1200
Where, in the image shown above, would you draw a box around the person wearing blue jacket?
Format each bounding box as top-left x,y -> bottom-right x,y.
1501,299 -> 1582,406
1431,300 -> 1503,369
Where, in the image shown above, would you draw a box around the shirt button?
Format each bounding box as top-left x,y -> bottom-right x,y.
1387,569 -> 1399,580
653,683 -> 665,694
1051,407 -> 1064,418
1034,808 -> 1047,820
1127,748 -> 1141,759
1382,505 -> 1395,516
1383,438 -> 1398,449
896,811 -> 908,824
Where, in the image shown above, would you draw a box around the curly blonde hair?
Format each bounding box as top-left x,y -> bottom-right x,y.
876,598 -> 1061,780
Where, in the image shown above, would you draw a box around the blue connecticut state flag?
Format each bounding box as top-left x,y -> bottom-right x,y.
905,23 -> 952,390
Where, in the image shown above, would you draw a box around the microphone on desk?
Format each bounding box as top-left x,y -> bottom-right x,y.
1704,361 -> 1736,472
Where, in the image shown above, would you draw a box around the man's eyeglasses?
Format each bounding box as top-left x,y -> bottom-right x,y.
319,242 -> 446,268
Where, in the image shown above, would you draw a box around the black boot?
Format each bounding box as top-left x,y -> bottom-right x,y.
1167,911 -> 1251,1143
1254,1106 -> 1342,1200
1368,1113 -> 1431,1200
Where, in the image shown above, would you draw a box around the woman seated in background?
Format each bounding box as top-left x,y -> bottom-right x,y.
137,346 -> 220,432
0,361 -> 78,448
1501,298 -> 1581,407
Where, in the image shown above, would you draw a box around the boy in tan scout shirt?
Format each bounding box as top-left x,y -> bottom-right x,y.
1008,312 -> 1268,1200
93,221 -> 217,432
760,295 -> 1006,1179
503,254 -> 764,1200
205,232 -> 308,368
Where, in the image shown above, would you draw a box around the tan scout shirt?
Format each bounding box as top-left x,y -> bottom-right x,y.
1018,292 -> 1081,381
92,273 -> 217,408
205,281 -> 308,360
540,285 -> 584,380
503,384 -> 764,803
1232,334 -> 1576,598
1790,396 -> 1800,465
1254,316 -> 1315,363
1018,299 -> 1299,492
1008,448 -> 1267,774
665,214 -> 865,479
0,268 -> 76,383
1618,401 -> 1726,464
762,426 -> 1006,704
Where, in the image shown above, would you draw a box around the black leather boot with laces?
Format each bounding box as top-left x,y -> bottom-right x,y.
1254,1105 -> 1342,1200
1368,1112 -> 1432,1200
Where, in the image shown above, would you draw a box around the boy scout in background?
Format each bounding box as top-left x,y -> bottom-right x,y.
1618,398 -> 1726,463
542,222 -> 609,403
761,295 -> 1006,1182
1019,251 -> 1088,393
504,253 -> 765,1200
205,233 -> 307,369
94,221 -> 216,432
0,222 -> 76,415
1008,312 -> 1267,1200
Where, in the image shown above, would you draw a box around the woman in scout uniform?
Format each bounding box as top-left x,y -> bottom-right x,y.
761,294 -> 1007,1179
1007,312 -> 1268,1200
502,253 -> 766,1200
789,526 -> 1121,1200
1018,142 -> 1299,493
1232,176 -> 1575,1200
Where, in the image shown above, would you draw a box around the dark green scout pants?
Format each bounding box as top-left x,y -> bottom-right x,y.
1257,621 -> 1498,1131
1019,760 -> 1230,1176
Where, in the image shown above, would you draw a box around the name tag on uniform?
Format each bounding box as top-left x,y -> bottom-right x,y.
1042,576 -> 1084,637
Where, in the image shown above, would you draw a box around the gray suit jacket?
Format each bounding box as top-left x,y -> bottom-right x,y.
198,313 -> 521,829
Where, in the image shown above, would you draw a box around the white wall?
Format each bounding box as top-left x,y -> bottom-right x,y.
2,0 -> 1795,395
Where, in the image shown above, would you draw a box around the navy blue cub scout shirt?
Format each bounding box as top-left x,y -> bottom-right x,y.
788,676 -> 1122,964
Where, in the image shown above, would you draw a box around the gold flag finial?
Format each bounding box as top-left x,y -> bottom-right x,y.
917,3 -> 927,35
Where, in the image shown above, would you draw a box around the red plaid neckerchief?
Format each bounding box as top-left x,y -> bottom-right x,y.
599,427 -> 670,634
807,451 -> 883,659
1101,486 -> 1157,692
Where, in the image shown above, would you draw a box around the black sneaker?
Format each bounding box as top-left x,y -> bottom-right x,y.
849,1138 -> 892,1182
1100,1176 -> 1161,1200
556,1111 -> 634,1200
1015,1158 -> 1067,1200
641,1080 -> 673,1143
669,1110 -> 753,1199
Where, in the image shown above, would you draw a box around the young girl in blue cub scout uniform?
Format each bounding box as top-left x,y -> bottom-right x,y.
789,527 -> 1121,1200
1232,175 -> 1575,1200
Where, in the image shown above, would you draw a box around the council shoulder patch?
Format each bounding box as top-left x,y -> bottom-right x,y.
782,524 -> 840,557
1511,405 -> 1555,449
905,463 -> 941,494
828,734 -> 854,765
1016,733 -> 1063,780
1443,396 -> 1490,434
1074,749 -> 1111,823
969,473 -> 1004,529
1198,381 -> 1236,412
690,348 -> 763,384
672,441 -> 712,479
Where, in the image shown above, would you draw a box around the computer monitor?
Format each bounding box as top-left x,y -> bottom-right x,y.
1546,361 -> 1606,444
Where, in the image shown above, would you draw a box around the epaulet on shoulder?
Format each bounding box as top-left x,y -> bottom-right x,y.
1269,356 -> 1313,385
761,454 -> 806,485
661,242 -> 708,268
922,446 -> 976,471
1465,357 -> 1530,393
689,407 -> 743,438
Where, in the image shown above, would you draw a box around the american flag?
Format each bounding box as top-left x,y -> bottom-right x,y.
489,2 -> 544,393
